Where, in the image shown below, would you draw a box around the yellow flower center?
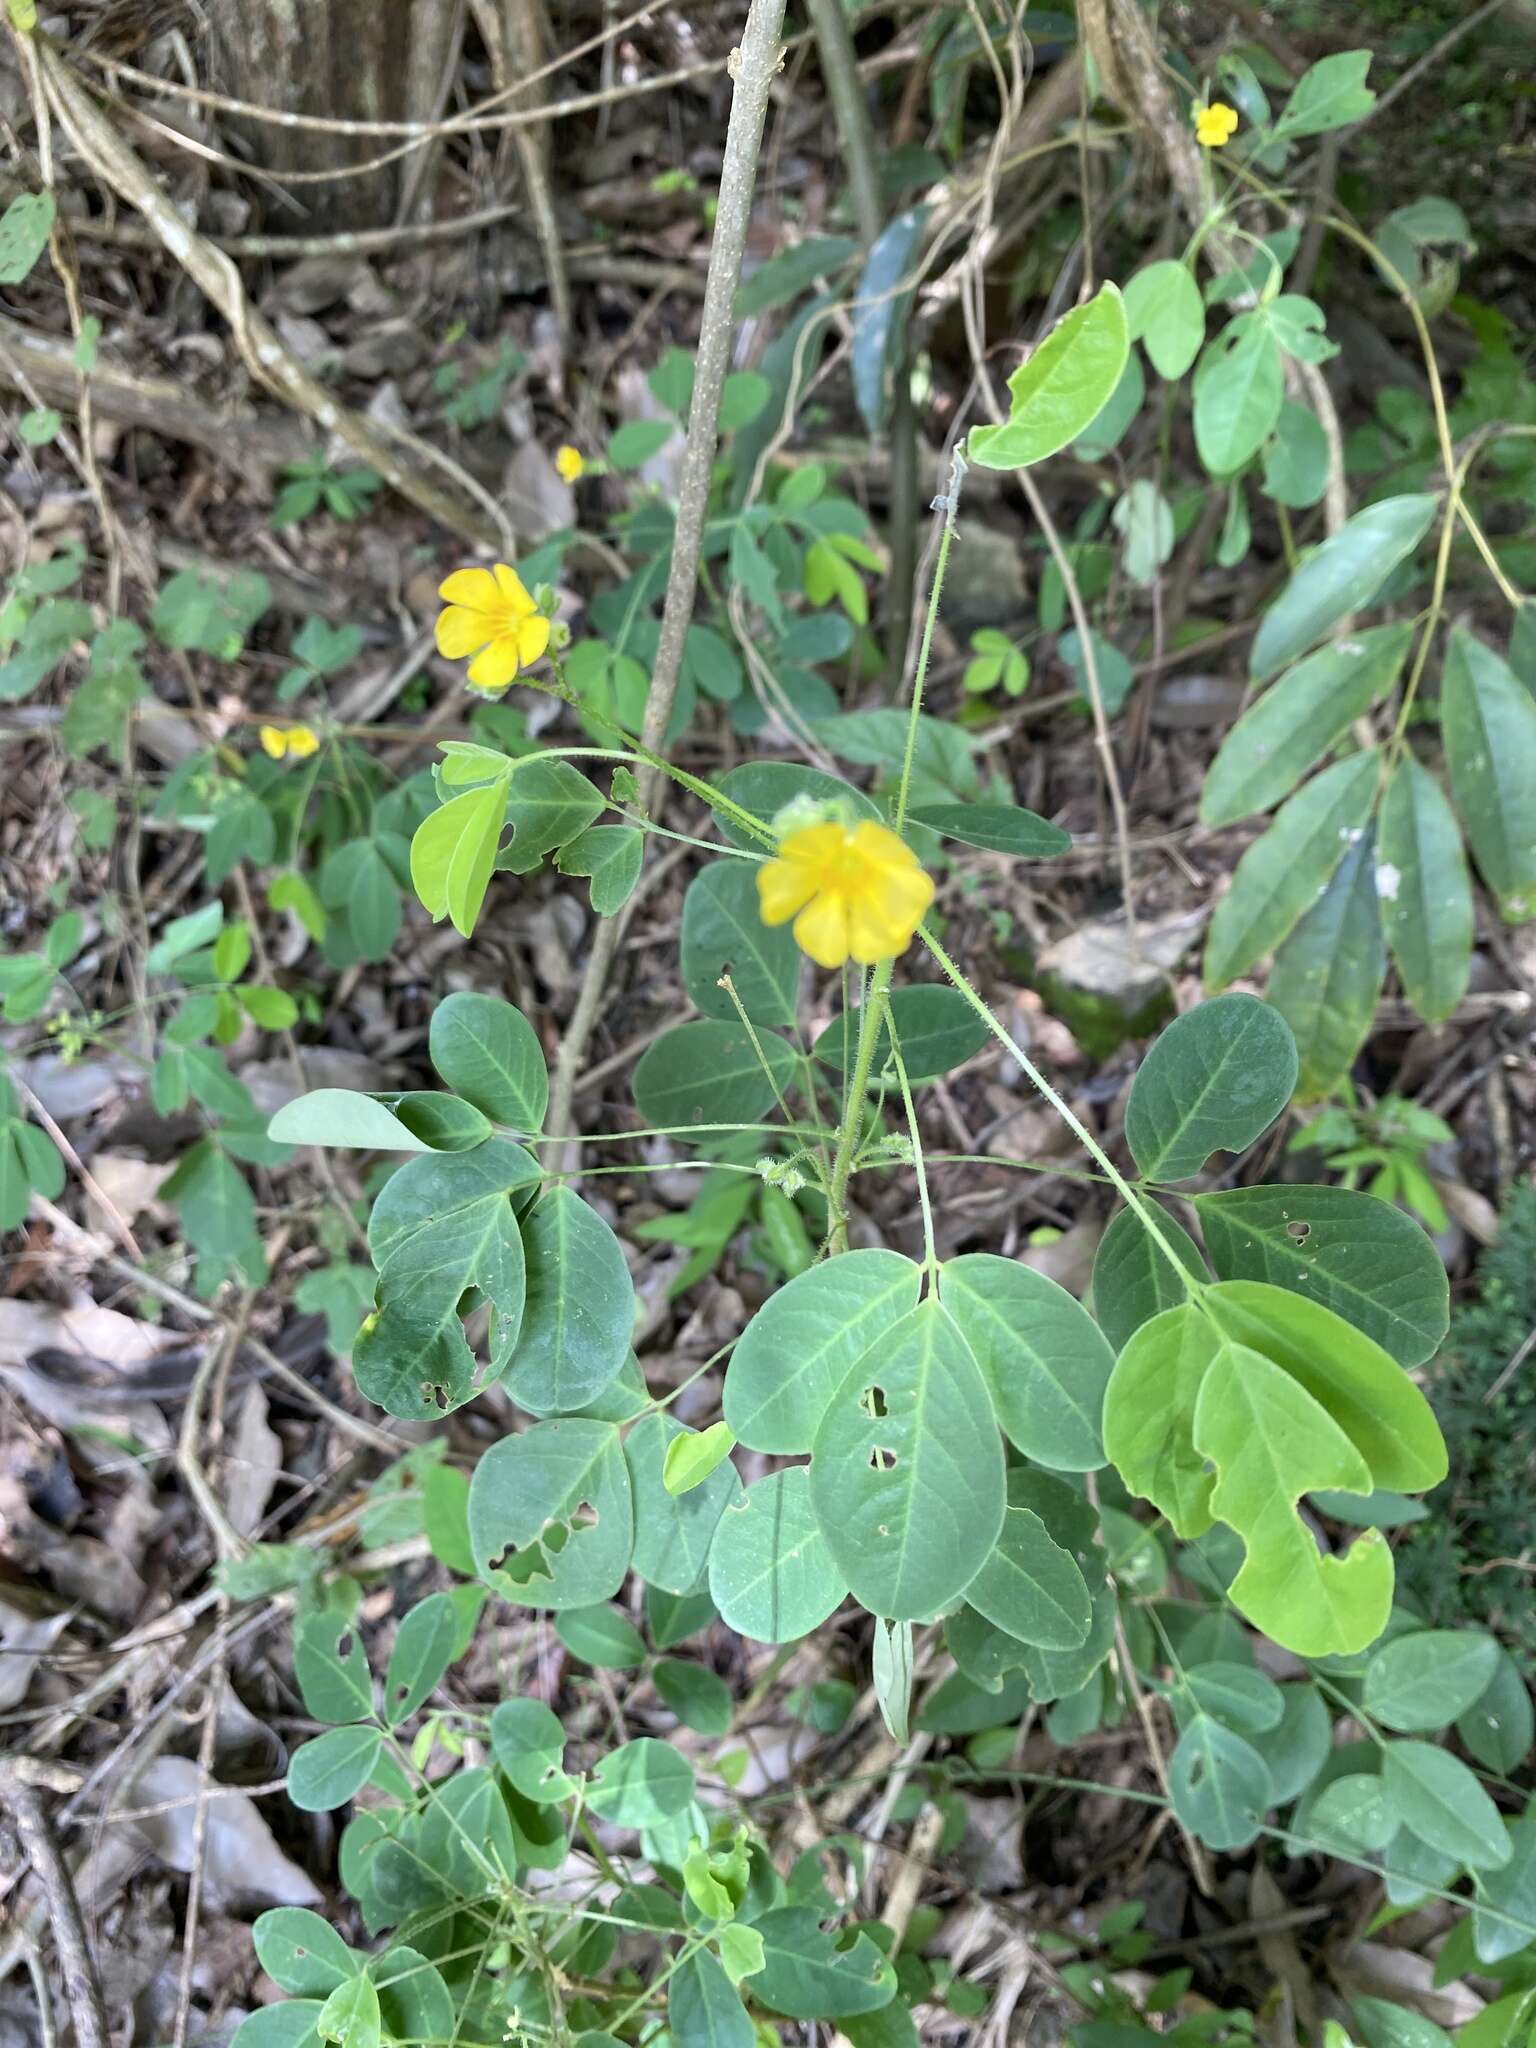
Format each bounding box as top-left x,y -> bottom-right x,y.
757,819 -> 934,970
555,444 -> 585,483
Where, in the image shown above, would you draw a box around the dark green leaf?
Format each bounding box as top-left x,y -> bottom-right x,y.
1125,994 -> 1297,1181
1266,829 -> 1385,1099
1250,496 -> 1436,681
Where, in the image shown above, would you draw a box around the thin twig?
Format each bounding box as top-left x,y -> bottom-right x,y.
544,2 -> 790,1172
0,1759 -> 109,2048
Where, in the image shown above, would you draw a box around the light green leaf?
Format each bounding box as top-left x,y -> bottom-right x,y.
663,1419 -> 736,1498
0,190 -> 56,284
1267,829 -> 1386,1099
510,1186 -> 633,1412
749,1909 -> 897,2020
468,1419 -> 633,1610
1123,259 -> 1205,380
1125,994 -> 1297,1182
631,1019 -> 797,1129
288,1726 -> 384,1813
1250,495 -> 1437,680
909,802 -> 1070,858
317,1972 -> 380,2048
964,1472 -> 1092,1650
810,1299 -> 1006,1621
872,1616 -> 913,1744
410,777 -> 508,937
1103,1304 -> 1221,1537
1377,756 -> 1473,1023
723,1249 -> 921,1453
556,824 -> 643,916
587,1737 -> 696,1828
1194,1184 -> 1448,1368
1442,627 -> 1536,922
1202,1279 -> 1446,1492
1203,624 -> 1413,825
1382,1741 -> 1511,1871
1193,323 -> 1283,476
1362,1630 -> 1501,1733
708,1466 -> 847,1643
969,284 -> 1129,470
1274,50 -> 1375,139
1193,1342 -> 1394,1655
268,1088 -> 433,1153
1205,751 -> 1380,988
1169,1714 -> 1273,1851
681,860 -> 800,1026
490,1698 -> 575,1803
940,1253 -> 1115,1470
253,1909 -> 356,1997
626,1413 -> 742,1597
1091,1202 -> 1210,1354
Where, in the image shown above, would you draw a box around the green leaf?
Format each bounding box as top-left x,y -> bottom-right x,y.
1202,624 -> 1413,826
1442,627 -> 1536,922
1274,50 -> 1375,139
632,1019 -> 797,1129
810,1299 -> 1005,1621
1185,1662 -> 1285,1735
0,598 -> 97,702
468,1418 -> 633,1609
510,1186 -> 633,1412
723,1250 -> 923,1454
626,1412 -> 742,1597
1266,829 -> 1386,1098
670,1948 -> 755,2048
940,1253 -> 1115,1470
852,207 -> 926,434
681,860 -> 800,1026
152,566 -> 270,660
1124,259 -> 1205,380
410,777 -> 508,937
654,1658 -> 734,1736
815,707 -> 977,801
749,1908 -> 897,2020
288,1726 -> 384,1813
1382,1741 -> 1511,1871
381,1592 -> 458,1727
736,234 -> 860,316
1377,756 -> 1473,1023
316,1972 -> 380,2048
555,824 -> 642,915
1250,496 -> 1437,680
964,1472 -> 1092,1650
1472,1815 -> 1536,1964
1263,400 -> 1331,508
587,1737 -> 696,1827
253,1909 -> 356,1996
813,986 -> 991,1090
1169,1714 -> 1273,1852
428,991 -> 547,1131
384,1092 -> 490,1152
969,283 -> 1129,470
501,759 -> 605,873
1193,323 -> 1283,476
267,1088 -> 434,1153
908,802 -> 1070,858
1125,994 -> 1298,1182
1250,1684 -> 1332,1805
293,1609 -> 373,1723
0,190 -> 55,284
712,761 -> 877,849
1362,1630 -> 1501,1733
609,418 -> 676,469
707,1466 -> 847,1643
1194,1185 -> 1448,1367
1457,1647 -> 1534,1777
1205,752 -> 1380,988
1103,1304 -> 1222,1537
490,1698 -> 575,1803
555,1604 -> 647,1669
663,1419 -> 736,1498
1091,1202 -> 1210,1354
1202,1280 -> 1446,1492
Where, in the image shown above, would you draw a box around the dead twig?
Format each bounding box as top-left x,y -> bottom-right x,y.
0,1758 -> 109,2048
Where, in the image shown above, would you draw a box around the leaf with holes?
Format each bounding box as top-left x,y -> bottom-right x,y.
382,1593 -> 458,1728
1125,995 -> 1297,1182
941,1254 -> 1115,1470
963,1472 -> 1092,1650
468,1419 -> 633,1610
490,1698 -> 576,1804
809,1299 -> 1005,1621
1170,1714 -> 1273,1852
509,1187 -> 633,1413
749,1909 -> 898,2021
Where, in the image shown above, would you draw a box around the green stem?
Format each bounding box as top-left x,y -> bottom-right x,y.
825,960 -> 892,1253
894,445 -> 966,833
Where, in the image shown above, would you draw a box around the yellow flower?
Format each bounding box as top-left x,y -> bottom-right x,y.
435,563 -> 552,694
260,723 -> 320,760
1195,102 -> 1239,148
555,444 -> 585,484
757,819 -> 934,970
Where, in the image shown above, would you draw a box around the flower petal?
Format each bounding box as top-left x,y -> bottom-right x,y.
516,614 -> 551,667
438,567 -> 501,610
851,819 -> 920,870
437,605 -> 495,659
286,727 -> 321,760
794,892 -> 851,969
778,820 -> 850,871
259,726 -> 287,759
493,563 -> 537,617
758,857 -> 820,925
466,635 -> 522,693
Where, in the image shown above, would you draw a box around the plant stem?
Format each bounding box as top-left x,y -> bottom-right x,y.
544,0 -> 789,1174
894,445 -> 966,832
